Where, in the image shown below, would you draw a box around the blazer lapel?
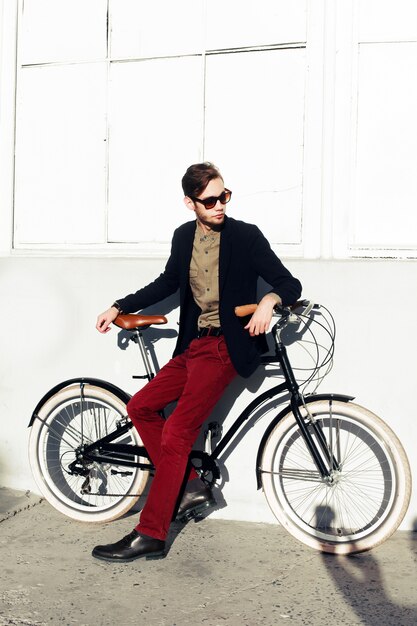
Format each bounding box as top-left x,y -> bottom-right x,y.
178,220 -> 196,303
219,215 -> 233,297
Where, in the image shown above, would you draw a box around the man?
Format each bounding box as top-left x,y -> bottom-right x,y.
93,162 -> 302,562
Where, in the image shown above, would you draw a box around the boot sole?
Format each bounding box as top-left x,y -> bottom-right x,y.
92,550 -> 166,563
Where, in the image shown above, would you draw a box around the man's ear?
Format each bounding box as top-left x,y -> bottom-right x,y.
184,196 -> 195,212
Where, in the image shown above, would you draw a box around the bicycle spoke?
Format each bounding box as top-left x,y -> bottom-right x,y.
262,468 -> 322,482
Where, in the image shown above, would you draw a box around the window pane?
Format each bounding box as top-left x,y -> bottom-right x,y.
20,0 -> 107,64
110,0 -> 204,59
204,49 -> 306,245
359,0 -> 417,43
206,0 -> 307,50
14,63 -> 107,244
107,57 -> 203,242
352,43 -> 417,249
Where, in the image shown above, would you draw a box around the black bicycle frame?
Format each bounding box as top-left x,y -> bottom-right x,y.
80,341 -> 340,480
80,383 -> 288,472
209,342 -> 339,479
81,423 -> 151,471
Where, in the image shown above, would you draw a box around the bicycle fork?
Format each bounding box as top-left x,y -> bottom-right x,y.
278,342 -> 341,480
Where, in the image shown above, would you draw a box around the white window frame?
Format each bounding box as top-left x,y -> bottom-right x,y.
331,0 -> 417,259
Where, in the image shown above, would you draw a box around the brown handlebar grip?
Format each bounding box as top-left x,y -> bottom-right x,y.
235,300 -> 308,318
234,304 -> 258,317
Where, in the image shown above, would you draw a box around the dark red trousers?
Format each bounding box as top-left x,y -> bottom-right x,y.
126,336 -> 237,540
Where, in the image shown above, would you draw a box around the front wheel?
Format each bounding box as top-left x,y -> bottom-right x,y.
29,384 -> 149,522
260,399 -> 411,554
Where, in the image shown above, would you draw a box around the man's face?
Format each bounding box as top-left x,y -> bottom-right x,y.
186,177 -> 228,231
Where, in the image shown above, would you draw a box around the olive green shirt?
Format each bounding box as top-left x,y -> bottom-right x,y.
189,224 -> 221,328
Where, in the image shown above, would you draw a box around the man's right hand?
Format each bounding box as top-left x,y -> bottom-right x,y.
96,306 -> 120,333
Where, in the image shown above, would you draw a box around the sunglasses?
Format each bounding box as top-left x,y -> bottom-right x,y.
189,189 -> 232,210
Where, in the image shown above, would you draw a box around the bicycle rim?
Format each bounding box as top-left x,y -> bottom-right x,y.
261,400 -> 411,554
29,385 -> 149,522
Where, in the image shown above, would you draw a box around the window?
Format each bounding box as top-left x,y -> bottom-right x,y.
13,0 -> 309,255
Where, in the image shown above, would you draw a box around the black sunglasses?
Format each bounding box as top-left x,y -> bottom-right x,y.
189,189 -> 232,210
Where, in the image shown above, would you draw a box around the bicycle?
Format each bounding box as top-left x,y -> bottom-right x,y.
28,300 -> 411,555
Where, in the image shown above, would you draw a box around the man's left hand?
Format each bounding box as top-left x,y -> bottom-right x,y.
244,293 -> 281,336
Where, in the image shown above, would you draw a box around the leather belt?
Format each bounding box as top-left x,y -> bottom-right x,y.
197,326 -> 223,338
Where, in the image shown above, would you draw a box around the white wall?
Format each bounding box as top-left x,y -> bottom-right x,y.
1,256 -> 416,529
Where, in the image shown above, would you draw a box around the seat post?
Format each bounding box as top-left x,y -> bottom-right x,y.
134,329 -> 155,381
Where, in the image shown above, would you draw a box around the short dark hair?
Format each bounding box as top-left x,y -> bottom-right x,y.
181,162 -> 223,197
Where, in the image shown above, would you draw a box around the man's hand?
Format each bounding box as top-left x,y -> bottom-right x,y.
244,293 -> 281,336
96,306 -> 120,334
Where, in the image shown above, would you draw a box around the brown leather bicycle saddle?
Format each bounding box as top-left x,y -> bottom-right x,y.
113,314 -> 168,330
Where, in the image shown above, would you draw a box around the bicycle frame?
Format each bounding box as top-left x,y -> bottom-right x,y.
74,326 -> 348,484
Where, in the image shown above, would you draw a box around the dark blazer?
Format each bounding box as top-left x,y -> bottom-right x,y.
117,216 -> 302,378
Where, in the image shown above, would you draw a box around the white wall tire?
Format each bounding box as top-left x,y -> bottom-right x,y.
261,399 -> 411,554
29,384 -> 149,523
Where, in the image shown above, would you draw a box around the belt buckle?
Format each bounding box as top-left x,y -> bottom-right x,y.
197,326 -> 216,338
197,326 -> 222,338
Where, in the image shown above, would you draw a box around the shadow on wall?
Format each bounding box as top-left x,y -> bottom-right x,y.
115,293 -> 179,375
112,282 -> 312,496
113,287 -> 290,489
115,277 -> 282,374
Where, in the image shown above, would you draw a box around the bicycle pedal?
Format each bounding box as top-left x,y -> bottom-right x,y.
179,509 -> 198,522
186,511 -> 205,523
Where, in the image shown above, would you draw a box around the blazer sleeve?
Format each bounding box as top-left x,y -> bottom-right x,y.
115,229 -> 181,314
247,225 -> 302,306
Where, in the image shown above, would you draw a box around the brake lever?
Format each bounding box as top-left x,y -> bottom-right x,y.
274,307 -> 302,329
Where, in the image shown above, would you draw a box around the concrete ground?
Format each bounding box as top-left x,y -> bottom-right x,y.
1,488 -> 416,626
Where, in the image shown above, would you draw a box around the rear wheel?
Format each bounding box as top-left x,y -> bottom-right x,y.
29,384 -> 150,522
260,399 -> 411,554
